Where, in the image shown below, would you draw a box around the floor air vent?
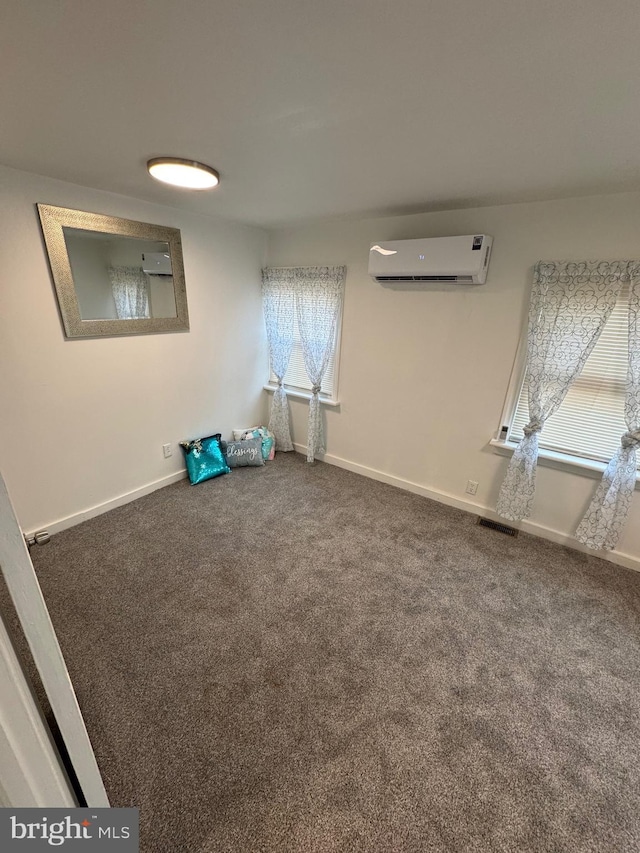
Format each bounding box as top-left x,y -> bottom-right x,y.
477,517 -> 519,537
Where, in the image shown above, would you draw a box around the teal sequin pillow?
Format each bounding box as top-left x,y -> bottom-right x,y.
180,434 -> 231,485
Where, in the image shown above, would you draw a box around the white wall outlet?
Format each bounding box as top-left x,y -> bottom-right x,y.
466,480 -> 479,496
162,443 -> 172,458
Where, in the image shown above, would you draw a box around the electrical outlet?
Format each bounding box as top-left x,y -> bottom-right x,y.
466,480 -> 479,496
162,443 -> 172,458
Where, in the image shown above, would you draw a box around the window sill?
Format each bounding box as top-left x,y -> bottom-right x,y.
263,384 -> 340,407
490,439 -> 640,488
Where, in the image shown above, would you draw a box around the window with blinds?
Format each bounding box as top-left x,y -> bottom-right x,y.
269,313 -> 338,398
509,282 -> 636,466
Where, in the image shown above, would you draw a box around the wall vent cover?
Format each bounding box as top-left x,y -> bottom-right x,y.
477,517 -> 519,537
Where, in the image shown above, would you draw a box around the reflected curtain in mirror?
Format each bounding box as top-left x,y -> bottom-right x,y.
109,266 -> 150,319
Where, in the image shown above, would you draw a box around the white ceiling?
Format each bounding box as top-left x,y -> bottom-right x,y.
2,0 -> 639,228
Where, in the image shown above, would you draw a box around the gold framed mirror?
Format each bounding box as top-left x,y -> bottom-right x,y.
37,204 -> 190,338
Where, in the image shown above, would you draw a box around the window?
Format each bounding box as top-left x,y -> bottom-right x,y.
506,282 -> 637,468
268,305 -> 341,400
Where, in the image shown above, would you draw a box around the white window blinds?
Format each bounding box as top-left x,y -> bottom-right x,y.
509,282 -> 635,465
270,313 -> 337,397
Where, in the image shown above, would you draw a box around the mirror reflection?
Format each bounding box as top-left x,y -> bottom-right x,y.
63,229 -> 178,320
37,204 -> 189,339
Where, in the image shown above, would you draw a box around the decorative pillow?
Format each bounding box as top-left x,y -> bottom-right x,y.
225,438 -> 264,468
249,429 -> 274,460
233,426 -> 276,460
233,427 -> 258,441
180,434 -> 231,484
261,434 -> 275,460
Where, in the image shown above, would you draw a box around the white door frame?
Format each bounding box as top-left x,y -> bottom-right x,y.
0,613 -> 76,807
0,472 -> 109,807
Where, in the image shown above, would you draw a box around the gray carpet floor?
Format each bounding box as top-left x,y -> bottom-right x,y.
22,452 -> 640,851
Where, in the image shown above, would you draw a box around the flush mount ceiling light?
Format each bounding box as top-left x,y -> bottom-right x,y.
147,157 -> 219,190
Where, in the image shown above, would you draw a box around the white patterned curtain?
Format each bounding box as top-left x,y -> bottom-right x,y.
109,266 -> 150,319
497,261 -> 622,521
261,268 -> 296,451
296,266 -> 345,462
576,265 -> 640,549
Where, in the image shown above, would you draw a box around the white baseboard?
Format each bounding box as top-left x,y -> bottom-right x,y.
28,470 -> 188,538
32,447 -> 640,575
294,443 -> 640,575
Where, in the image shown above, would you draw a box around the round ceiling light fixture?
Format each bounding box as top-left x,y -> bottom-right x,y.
147,157 -> 220,190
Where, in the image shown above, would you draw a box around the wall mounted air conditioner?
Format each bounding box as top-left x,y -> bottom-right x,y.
368,235 -> 493,284
142,252 -> 172,276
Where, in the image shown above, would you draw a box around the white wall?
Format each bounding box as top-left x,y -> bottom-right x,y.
64,234 -> 116,320
266,192 -> 640,567
0,165 -> 267,533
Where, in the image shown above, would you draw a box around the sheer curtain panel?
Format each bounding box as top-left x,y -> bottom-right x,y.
109,266 -> 150,319
261,269 -> 296,451
296,266 -> 345,462
576,264 -> 640,549
497,261 -> 622,521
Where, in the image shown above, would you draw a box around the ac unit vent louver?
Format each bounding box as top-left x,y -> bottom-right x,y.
375,275 -> 474,283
